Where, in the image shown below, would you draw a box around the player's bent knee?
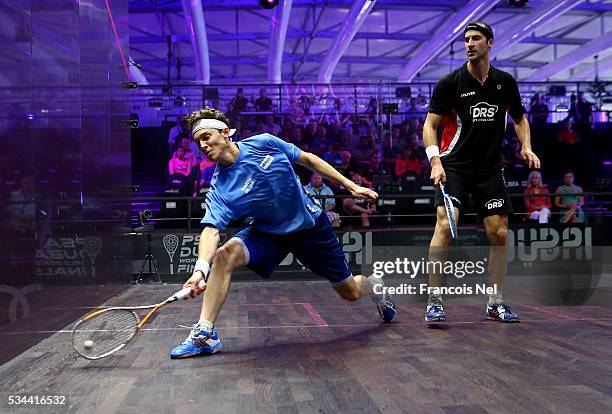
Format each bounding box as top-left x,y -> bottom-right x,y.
214,243 -> 245,271
334,283 -> 360,302
339,290 -> 360,302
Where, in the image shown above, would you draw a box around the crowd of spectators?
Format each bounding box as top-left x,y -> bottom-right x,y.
522,170 -> 585,224
161,89 -> 604,225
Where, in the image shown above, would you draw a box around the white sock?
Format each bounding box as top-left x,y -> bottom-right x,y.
428,293 -> 443,306
367,275 -> 382,297
488,292 -> 503,305
198,319 -> 214,330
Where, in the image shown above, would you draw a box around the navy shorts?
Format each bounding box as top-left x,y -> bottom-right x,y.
229,212 -> 353,286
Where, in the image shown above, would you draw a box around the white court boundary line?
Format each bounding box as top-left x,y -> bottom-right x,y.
3,316 -> 612,335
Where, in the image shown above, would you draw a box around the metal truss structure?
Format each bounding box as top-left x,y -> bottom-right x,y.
127,0 -> 612,84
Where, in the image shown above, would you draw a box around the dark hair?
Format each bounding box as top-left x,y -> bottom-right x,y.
464,21 -> 494,41
185,107 -> 230,135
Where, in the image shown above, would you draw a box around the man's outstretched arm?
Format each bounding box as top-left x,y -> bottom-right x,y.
296,151 -> 378,201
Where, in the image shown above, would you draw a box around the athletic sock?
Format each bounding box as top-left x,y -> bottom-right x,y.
197,319 -> 214,331
488,292 -> 503,306
428,293 -> 443,306
367,274 -> 382,297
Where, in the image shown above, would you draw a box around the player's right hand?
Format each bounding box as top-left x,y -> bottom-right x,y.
351,185 -> 378,202
430,159 -> 446,186
183,272 -> 207,299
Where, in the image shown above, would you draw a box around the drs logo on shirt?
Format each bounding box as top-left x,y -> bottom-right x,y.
470,102 -> 498,121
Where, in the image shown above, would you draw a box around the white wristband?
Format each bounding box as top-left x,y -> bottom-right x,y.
425,145 -> 440,162
194,259 -> 211,278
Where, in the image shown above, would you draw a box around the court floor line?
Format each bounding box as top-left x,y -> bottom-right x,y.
16,302 -> 321,311
514,302 -> 578,320
14,303 -> 612,311
302,303 -> 328,327
3,316 -> 612,335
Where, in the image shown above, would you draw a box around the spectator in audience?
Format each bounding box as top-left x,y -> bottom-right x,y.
230,88 -> 248,114
265,115 -> 282,135
336,150 -> 357,176
382,132 -> 400,158
168,146 -> 192,177
392,126 -> 403,146
323,141 -> 343,167
241,128 -> 253,139
555,171 -> 585,223
297,94 -> 314,124
303,118 -> 318,143
398,120 -> 411,141
329,98 -> 352,127
366,125 -> 379,148
556,119 -> 579,145
394,146 -> 423,180
232,119 -> 243,141
167,116 -> 188,158
405,97 -> 424,121
289,126 -> 305,148
524,171 -> 551,223
502,138 -> 528,186
303,173 -> 341,227
571,92 -> 593,133
226,102 -> 239,122
198,162 -> 217,190
343,172 -> 376,227
365,97 -> 379,116
352,136 -> 373,170
408,131 -> 425,150
199,157 -> 215,178
529,93 -> 549,125
255,88 -> 274,112
407,117 -> 421,137
266,124 -> 279,136
180,137 -> 201,163
339,129 -> 355,152
407,131 -> 427,163
327,120 -> 342,142
369,149 -> 384,176
279,118 -> 293,140
311,125 -> 332,154
254,120 -> 266,135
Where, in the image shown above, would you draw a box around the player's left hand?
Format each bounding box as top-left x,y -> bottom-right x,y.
521,147 -> 541,169
351,186 -> 378,202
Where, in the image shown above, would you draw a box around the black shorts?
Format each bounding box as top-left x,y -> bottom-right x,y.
434,168 -> 513,218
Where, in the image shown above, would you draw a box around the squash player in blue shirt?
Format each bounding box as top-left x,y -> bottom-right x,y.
170,107 -> 396,359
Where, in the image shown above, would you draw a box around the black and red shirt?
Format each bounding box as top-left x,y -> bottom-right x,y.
429,63 -> 525,172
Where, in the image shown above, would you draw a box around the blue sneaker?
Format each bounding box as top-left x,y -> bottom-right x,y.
369,276 -> 397,323
170,323 -> 222,359
425,304 -> 447,322
486,303 -> 519,323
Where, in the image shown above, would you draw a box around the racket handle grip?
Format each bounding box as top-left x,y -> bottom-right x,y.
174,280 -> 206,300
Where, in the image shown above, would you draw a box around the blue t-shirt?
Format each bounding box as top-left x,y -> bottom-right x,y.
201,134 -> 322,234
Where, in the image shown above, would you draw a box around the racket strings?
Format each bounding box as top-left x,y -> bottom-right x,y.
72,309 -> 139,358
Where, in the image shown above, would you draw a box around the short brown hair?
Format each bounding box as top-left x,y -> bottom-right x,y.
184,107 -> 230,132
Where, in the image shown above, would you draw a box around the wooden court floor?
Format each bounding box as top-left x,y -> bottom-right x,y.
1,281 -> 612,414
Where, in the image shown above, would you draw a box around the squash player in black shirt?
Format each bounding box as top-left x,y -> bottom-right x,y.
423,22 -> 541,323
